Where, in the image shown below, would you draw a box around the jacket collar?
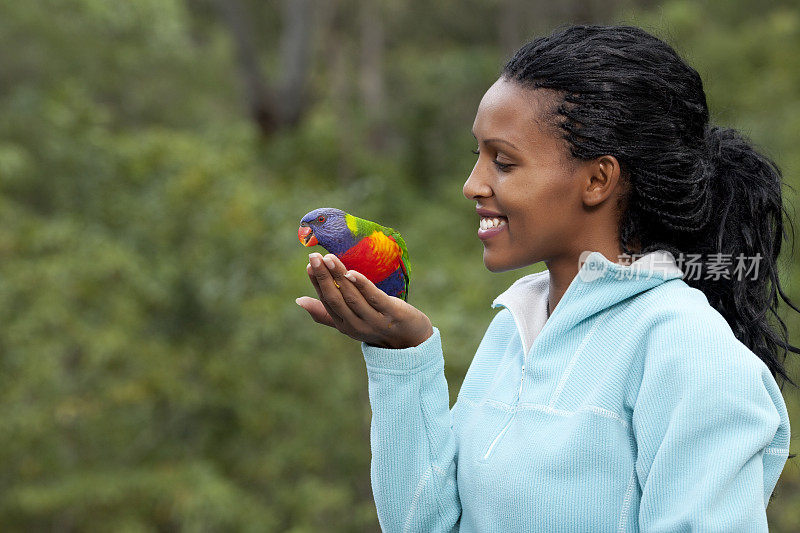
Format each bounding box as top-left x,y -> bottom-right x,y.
491,250 -> 684,356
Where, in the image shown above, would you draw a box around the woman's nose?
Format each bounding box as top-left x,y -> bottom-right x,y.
463,164 -> 492,200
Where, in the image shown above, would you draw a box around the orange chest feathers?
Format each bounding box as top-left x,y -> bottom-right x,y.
338,231 -> 402,283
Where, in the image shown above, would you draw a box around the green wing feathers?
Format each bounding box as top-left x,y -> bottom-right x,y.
386,229 -> 410,300
388,230 -> 410,279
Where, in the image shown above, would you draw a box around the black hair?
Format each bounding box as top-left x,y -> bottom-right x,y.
501,25 -> 799,393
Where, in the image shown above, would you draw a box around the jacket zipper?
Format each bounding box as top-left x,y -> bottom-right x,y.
483,361 -> 525,460
483,299 -> 542,460
483,415 -> 513,459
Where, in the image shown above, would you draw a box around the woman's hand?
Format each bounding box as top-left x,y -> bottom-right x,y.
296,252 -> 434,349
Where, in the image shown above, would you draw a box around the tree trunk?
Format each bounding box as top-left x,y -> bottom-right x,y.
498,0 -> 523,60
214,0 -> 315,137
359,0 -> 389,152
277,0 -> 314,126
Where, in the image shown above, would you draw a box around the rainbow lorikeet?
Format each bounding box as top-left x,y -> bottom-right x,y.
298,207 -> 410,301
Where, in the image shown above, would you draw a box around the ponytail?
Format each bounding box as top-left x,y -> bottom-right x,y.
670,125 -> 799,388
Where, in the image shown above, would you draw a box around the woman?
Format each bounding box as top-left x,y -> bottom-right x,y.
296,24 -> 797,531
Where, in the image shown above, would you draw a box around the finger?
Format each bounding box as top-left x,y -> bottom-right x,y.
309,253 -> 360,324
295,296 -> 337,327
345,269 -> 400,315
325,254 -> 382,322
307,262 -> 342,322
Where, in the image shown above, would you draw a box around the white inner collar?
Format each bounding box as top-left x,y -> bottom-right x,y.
492,250 -> 683,355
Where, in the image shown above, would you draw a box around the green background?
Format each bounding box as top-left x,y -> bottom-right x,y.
1,0 -> 798,530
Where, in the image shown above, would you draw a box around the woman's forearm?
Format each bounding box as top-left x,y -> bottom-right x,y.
362,327 -> 462,532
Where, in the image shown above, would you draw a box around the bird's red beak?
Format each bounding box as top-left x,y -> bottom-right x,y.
298,226 -> 318,247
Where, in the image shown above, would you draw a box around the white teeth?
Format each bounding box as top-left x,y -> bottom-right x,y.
479,217 -> 507,230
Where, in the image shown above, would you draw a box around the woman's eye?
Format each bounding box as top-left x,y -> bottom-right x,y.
494,160 -> 513,171
473,145 -> 512,171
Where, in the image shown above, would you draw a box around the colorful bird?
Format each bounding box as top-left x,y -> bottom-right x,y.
298,207 -> 410,301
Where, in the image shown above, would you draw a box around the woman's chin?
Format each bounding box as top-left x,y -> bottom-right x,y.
482,251 -> 512,273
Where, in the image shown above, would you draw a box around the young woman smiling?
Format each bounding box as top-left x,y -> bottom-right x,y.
296,24 -> 798,532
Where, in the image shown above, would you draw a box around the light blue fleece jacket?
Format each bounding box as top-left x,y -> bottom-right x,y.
361,250 -> 791,532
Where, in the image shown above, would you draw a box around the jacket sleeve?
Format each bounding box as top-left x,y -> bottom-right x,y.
632,316 -> 791,532
361,326 -> 461,532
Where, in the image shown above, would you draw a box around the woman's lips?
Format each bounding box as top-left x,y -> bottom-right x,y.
478,217 -> 508,240
476,207 -> 504,218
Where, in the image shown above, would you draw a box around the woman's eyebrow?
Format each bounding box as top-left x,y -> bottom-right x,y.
471,131 -> 519,150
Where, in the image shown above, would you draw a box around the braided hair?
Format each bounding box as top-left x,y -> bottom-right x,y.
502,24 -> 799,391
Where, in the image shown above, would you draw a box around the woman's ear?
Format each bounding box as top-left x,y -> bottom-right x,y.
581,154 -> 622,208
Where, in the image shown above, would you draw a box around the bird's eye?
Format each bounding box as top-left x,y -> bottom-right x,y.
317,215 -> 326,223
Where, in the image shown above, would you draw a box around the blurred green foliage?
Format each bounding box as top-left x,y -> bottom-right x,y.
0,0 -> 798,530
